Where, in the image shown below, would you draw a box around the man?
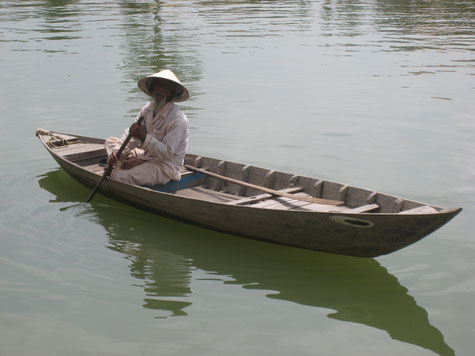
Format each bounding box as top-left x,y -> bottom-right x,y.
105,69 -> 190,186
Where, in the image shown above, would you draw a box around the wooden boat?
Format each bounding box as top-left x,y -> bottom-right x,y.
37,130 -> 462,258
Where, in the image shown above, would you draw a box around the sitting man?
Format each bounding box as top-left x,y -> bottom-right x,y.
105,69 -> 189,186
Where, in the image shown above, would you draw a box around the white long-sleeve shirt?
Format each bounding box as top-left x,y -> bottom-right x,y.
113,101 -> 189,181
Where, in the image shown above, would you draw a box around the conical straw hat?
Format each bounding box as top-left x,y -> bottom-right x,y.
137,69 -> 189,102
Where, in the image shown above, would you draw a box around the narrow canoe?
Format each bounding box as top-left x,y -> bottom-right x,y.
37,130 -> 462,257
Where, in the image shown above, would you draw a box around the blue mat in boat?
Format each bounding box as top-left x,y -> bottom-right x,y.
146,173 -> 206,192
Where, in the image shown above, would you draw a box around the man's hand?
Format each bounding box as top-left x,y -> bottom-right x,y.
107,149 -> 120,164
129,123 -> 146,142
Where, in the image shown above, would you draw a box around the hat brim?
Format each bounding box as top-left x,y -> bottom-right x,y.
137,72 -> 189,102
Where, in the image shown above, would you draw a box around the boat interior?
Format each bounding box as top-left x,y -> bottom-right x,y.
41,132 -> 440,215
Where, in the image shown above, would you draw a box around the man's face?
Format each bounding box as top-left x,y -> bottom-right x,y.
149,80 -> 173,104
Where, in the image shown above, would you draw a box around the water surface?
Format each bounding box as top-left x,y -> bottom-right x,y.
1,1 -> 474,355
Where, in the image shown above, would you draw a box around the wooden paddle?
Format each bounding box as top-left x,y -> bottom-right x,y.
184,164 -> 345,206
86,116 -> 145,203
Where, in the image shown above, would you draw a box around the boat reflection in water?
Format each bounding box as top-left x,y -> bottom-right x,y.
39,169 -> 455,356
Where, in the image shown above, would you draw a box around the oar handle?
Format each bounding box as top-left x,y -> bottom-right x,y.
86,115 -> 145,203
115,115 -> 145,161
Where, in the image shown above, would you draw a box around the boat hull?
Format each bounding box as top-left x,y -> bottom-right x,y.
40,132 -> 462,257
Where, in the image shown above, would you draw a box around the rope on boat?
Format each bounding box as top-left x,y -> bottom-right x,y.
35,128 -> 74,148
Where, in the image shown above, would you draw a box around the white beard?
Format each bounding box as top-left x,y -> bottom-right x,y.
152,98 -> 166,115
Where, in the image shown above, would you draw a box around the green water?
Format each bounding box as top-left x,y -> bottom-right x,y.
1,1 -> 474,355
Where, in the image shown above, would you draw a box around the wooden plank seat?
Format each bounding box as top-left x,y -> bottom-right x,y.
55,142 -> 104,154
292,203 -> 348,213
61,144 -> 107,161
227,187 -> 303,206
340,204 -> 380,214
250,195 -> 349,212
250,192 -> 312,209
238,191 -> 350,212
172,186 -> 242,203
253,198 -> 315,211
